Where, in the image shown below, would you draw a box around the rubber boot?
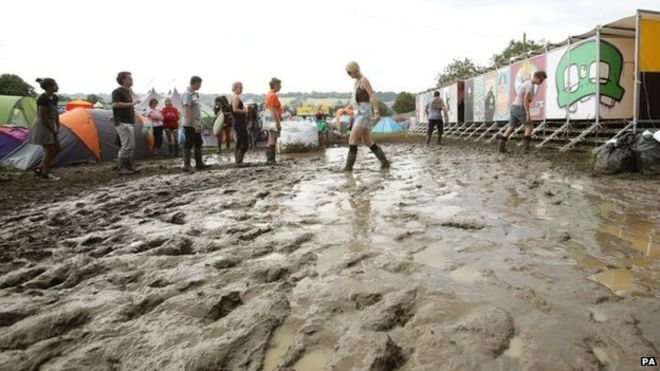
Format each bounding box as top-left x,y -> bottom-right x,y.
119,158 -> 134,175
498,135 -> 508,153
522,136 -> 532,152
370,144 -> 390,169
182,148 -> 194,173
437,133 -> 443,145
426,135 -> 432,146
266,146 -> 276,165
194,147 -> 209,170
127,156 -> 139,172
168,144 -> 174,156
174,144 -> 180,157
217,143 -> 223,154
344,145 -> 357,172
235,148 -> 246,164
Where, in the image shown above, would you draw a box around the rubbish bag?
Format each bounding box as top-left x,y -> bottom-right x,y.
593,132 -> 637,174
636,130 -> 660,174
279,121 -> 319,153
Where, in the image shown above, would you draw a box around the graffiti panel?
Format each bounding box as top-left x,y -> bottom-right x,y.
495,66 -> 511,121
464,79 -> 474,123
546,46 -> 568,119
473,75 -> 485,122
546,37 -> 634,120
510,55 -> 547,121
484,71 -> 496,122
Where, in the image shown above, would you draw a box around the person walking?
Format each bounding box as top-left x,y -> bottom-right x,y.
263,77 -> 282,165
161,97 -> 180,156
146,98 -> 164,152
425,91 -> 449,145
181,76 -> 208,172
498,70 -> 547,152
343,61 -> 390,171
231,82 -> 249,164
30,78 -> 61,181
112,71 -> 140,174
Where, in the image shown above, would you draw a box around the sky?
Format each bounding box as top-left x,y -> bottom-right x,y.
1,0 -> 657,96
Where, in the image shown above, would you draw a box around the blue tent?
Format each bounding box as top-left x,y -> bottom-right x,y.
373,117 -> 403,133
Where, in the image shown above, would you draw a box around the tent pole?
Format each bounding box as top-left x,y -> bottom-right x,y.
633,11 -> 641,134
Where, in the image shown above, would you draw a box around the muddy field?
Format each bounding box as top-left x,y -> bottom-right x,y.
0,141 -> 658,371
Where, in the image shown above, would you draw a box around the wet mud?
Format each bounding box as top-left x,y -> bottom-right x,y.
0,141 -> 658,370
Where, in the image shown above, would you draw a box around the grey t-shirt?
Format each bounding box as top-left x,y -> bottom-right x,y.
426,97 -> 446,120
182,87 -> 201,127
513,80 -> 534,106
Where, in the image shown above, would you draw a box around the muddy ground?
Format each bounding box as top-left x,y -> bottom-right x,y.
0,139 -> 658,371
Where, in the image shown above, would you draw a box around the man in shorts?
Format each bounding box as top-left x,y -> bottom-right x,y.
498,70 -> 547,152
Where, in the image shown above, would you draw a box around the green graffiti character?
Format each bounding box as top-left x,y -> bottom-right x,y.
556,40 -> 625,109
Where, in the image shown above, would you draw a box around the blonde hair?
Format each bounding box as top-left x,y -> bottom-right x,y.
232,81 -> 243,93
164,97 -> 172,104
345,61 -> 360,74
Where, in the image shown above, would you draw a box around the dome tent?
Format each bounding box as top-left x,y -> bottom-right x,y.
1,109 -> 152,170
0,95 -> 37,127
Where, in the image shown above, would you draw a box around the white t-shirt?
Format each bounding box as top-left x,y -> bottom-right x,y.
513,80 -> 535,106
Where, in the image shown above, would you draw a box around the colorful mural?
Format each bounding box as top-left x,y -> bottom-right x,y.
495,67 -> 511,121
546,37 -> 634,120
484,71 -> 496,122
511,55 -> 547,121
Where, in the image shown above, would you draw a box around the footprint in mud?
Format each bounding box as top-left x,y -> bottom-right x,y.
350,292 -> 383,310
0,307 -> 90,351
148,237 -> 194,256
363,290 -> 417,331
116,294 -> 166,322
205,291 -> 243,321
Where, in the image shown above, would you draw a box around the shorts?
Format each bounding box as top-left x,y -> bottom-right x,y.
352,103 -> 372,130
267,130 -> 279,139
428,119 -> 444,135
510,105 -> 527,128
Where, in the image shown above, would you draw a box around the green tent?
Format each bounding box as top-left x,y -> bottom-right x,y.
0,95 -> 37,127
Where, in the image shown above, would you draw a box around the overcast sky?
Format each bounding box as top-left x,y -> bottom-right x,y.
1,0 -> 656,95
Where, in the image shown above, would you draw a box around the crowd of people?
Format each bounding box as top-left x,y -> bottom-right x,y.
29,63 -> 548,182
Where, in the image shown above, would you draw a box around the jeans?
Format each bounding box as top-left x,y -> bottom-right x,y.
234,120 -> 249,152
115,123 -> 135,160
153,126 -> 164,149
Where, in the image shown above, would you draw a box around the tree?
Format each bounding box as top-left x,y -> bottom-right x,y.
86,94 -> 104,105
392,92 -> 416,114
0,74 -> 36,97
436,58 -> 484,87
491,38 -> 545,66
377,101 -> 392,117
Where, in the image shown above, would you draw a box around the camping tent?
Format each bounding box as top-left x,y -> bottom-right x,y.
93,102 -> 104,109
0,126 -> 29,158
0,95 -> 37,127
373,117 -> 403,133
1,109 -> 152,170
65,99 -> 93,111
137,88 -> 165,113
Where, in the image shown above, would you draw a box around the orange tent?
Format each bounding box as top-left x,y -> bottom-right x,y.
65,99 -> 93,111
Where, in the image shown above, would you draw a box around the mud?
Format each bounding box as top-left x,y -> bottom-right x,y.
0,140 -> 658,371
